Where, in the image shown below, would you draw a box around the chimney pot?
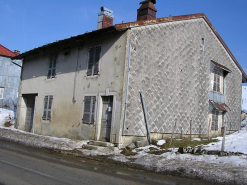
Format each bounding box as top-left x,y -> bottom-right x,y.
97,7 -> 114,30
137,0 -> 157,21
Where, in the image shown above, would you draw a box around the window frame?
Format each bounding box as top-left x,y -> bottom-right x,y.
0,88 -> 4,99
42,95 -> 53,121
87,46 -> 101,77
83,96 -> 96,124
47,55 -> 58,79
211,110 -> 219,131
213,69 -> 221,93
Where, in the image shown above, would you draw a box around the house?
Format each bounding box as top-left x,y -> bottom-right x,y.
0,44 -> 22,110
13,1 -> 247,147
242,86 -> 247,111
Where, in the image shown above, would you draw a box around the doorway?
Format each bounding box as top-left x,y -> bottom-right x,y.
23,94 -> 37,132
100,96 -> 113,142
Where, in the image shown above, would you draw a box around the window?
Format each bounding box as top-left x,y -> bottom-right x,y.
42,95 -> 53,121
0,88 -> 4,99
83,96 -> 96,124
211,110 -> 219,131
47,55 -> 57,79
213,69 -> 221,93
87,46 -> 101,76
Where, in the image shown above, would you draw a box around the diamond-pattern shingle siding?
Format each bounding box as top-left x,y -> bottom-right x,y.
123,18 -> 242,136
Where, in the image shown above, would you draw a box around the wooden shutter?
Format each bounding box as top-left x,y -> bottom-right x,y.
83,96 -> 92,123
87,48 -> 95,76
83,96 -> 96,124
47,96 -> 53,120
42,96 -> 48,120
93,46 -> 101,75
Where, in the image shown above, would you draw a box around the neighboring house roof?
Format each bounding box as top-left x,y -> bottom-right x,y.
12,13 -> 247,83
0,44 -> 16,57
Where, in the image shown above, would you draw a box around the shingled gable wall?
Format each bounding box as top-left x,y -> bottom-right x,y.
122,17 -> 242,141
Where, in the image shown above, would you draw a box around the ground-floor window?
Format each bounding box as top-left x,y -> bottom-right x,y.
42,95 -> 53,121
83,96 -> 96,124
211,110 -> 219,131
0,88 -> 4,99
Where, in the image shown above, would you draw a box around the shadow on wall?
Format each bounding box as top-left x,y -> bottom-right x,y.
21,31 -> 125,81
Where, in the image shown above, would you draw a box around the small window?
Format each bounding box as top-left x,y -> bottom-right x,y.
211,110 -> 219,131
87,46 -> 101,76
47,55 -> 57,79
83,96 -> 96,124
42,95 -> 53,121
0,88 -> 4,99
213,69 -> 221,93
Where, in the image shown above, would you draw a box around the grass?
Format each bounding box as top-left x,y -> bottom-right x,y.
4,122 -> 13,127
158,138 -> 219,150
120,148 -> 137,156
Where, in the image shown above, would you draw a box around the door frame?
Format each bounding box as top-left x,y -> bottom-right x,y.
96,91 -> 116,142
18,93 -> 38,132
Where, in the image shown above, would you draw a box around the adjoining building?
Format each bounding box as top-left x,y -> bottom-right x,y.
0,44 -> 22,110
242,86 -> 247,111
13,1 -> 247,147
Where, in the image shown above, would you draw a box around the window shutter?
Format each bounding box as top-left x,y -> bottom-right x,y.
93,46 -> 101,75
91,96 -> 96,123
42,96 -> 48,120
87,48 -> 95,76
83,96 -> 91,123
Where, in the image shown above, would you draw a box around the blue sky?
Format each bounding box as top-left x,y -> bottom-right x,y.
1,0 -> 247,84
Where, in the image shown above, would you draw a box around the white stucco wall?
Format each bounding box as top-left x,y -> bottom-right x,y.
17,30 -> 128,144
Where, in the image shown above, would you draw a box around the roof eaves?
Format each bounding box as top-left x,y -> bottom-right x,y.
202,16 -> 247,83
12,26 -> 117,60
115,13 -> 247,83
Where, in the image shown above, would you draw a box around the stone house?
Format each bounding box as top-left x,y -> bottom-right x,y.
0,44 -> 22,110
13,1 -> 247,147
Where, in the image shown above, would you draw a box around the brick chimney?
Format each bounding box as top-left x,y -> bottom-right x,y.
97,7 -> 114,30
137,0 -> 157,21
14,50 -> 20,56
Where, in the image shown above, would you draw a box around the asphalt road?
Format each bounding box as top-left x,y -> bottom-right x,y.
0,140 -> 211,185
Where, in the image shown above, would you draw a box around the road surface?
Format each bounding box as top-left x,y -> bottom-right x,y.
0,140 -> 211,185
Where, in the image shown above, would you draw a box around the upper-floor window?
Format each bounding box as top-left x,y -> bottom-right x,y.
87,46 -> 101,76
0,88 -> 4,99
213,69 -> 221,93
42,95 -> 53,121
47,55 -> 57,79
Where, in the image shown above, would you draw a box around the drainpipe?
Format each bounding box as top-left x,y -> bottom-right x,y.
140,92 -> 151,144
122,39 -> 131,135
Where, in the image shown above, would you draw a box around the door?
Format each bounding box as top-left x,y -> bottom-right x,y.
100,96 -> 113,142
24,95 -> 36,132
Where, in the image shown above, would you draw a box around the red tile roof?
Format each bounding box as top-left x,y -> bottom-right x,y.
0,44 -> 16,57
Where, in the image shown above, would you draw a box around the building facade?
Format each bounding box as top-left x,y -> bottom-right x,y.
0,44 -> 22,110
14,1 -> 247,147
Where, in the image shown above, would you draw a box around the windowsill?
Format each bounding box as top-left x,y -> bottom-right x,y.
211,90 -> 224,95
42,119 -> 51,124
86,75 -> 99,79
45,77 -> 56,82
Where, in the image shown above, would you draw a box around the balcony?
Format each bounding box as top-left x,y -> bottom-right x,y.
209,91 -> 225,103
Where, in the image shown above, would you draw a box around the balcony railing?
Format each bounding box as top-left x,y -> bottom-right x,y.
209,91 -> 225,103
